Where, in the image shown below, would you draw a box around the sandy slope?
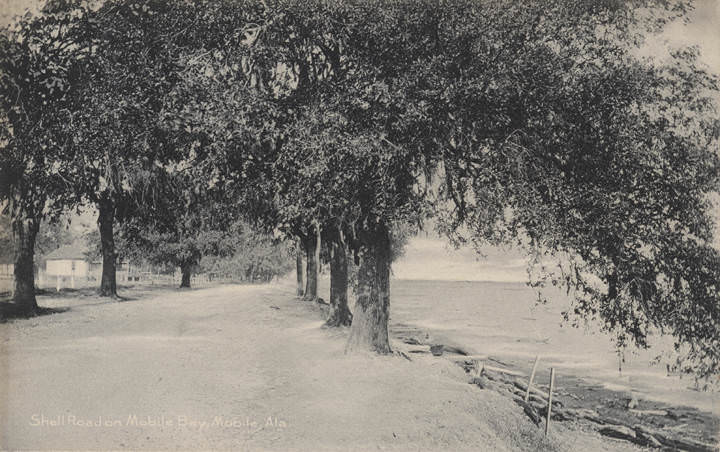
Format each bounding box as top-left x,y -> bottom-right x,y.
0,284 -> 639,451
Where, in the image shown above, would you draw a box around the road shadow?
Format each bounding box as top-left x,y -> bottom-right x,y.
0,303 -> 70,323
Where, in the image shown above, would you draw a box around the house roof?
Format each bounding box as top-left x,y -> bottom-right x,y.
44,243 -> 88,261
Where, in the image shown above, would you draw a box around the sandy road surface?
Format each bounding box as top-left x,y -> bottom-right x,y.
0,284 -> 638,451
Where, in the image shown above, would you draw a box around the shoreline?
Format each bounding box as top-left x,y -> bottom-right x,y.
387,278 -> 719,413
388,320 -> 720,450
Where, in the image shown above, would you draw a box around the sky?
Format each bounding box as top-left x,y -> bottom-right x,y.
661,0 -> 720,75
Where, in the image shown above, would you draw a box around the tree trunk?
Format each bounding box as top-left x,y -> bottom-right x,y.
296,238 -> 304,297
12,215 -> 39,314
180,263 -> 191,288
325,236 -> 352,327
346,224 -> 391,353
303,223 -> 320,301
98,197 -> 118,297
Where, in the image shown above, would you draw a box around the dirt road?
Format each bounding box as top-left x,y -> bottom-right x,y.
1,284 -> 638,451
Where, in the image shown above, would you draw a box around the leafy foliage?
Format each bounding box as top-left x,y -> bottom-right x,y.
0,0 -> 93,222
432,0 -> 720,378
116,159 -> 239,274
199,226 -> 294,283
2,0 -> 719,375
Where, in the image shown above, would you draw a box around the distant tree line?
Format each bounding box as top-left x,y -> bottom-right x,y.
1,0 -> 719,378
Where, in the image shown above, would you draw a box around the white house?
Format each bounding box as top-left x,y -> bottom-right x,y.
0,256 -> 13,276
0,256 -> 13,294
45,244 -> 91,277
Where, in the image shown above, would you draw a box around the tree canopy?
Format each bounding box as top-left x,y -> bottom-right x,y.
1,0 -> 718,378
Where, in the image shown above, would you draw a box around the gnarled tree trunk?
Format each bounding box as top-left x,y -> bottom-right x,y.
296,238 -> 304,297
12,215 -> 39,314
303,223 -> 320,301
345,224 -> 391,353
180,263 -> 192,288
98,197 -> 118,297
325,232 -> 352,327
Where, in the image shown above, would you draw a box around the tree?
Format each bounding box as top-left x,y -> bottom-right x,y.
204,1 -> 421,333
0,0 -> 93,313
325,225 -> 352,326
199,224 -> 294,283
431,0 -> 720,379
67,0 -> 198,297
116,157 -> 240,289
300,223 -> 321,301
288,2 -> 442,350
182,0 -> 445,343
149,0 -> 299,291
295,238 -> 304,296
247,0 -> 720,363
146,0 -> 342,304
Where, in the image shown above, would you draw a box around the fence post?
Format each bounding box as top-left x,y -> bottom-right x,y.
545,368 -> 555,436
524,355 -> 540,402
472,359 -> 484,377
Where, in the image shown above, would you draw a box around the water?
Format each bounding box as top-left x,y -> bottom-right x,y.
388,279 -> 719,415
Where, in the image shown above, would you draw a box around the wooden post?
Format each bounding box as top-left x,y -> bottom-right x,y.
545,368 -> 555,436
56,274 -> 61,292
524,355 -> 540,402
472,359 -> 484,377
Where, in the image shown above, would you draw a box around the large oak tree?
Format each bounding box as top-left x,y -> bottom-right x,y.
0,0 -> 92,312
68,0 -> 198,297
